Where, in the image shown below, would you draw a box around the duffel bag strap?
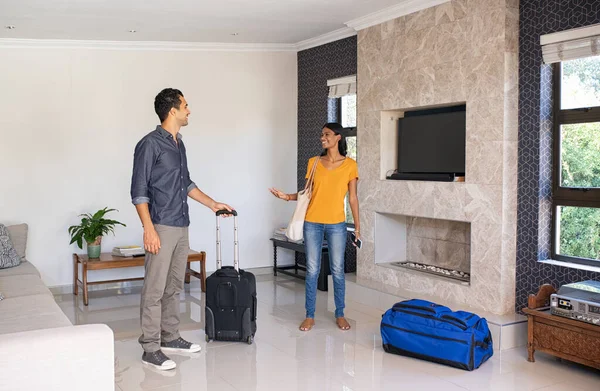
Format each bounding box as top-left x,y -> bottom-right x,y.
475,330 -> 493,350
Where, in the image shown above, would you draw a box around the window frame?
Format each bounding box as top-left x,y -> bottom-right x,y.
550,61 -> 600,266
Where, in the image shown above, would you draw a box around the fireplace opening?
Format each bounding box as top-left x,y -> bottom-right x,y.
375,213 -> 471,284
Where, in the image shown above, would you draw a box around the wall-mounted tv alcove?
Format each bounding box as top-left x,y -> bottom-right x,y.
381,104 -> 466,182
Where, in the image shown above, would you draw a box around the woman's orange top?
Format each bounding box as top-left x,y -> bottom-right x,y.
304,156 -> 359,224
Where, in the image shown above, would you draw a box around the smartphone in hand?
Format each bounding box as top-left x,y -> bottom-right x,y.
351,232 -> 362,249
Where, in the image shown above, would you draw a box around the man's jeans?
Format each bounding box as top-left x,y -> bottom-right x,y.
303,221 -> 347,319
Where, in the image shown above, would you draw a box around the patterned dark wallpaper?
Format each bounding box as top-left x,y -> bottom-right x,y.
297,36 -> 357,187
516,0 -> 600,311
297,36 -> 358,273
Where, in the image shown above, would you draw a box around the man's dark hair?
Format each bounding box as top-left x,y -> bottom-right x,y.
154,88 -> 184,122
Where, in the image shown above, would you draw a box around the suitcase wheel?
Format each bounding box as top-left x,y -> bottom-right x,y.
205,335 -> 211,343
247,335 -> 253,345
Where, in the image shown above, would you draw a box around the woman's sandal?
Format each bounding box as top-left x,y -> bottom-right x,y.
336,317 -> 351,330
299,318 -> 315,331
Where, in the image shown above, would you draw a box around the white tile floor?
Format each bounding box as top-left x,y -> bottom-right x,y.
54,274 -> 600,391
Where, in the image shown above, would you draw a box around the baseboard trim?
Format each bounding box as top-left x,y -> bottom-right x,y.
50,266 -> 275,295
49,280 -> 146,295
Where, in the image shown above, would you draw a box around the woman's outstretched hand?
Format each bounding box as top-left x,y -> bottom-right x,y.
269,188 -> 289,201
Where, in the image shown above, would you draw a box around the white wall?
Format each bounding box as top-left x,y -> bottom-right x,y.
0,46 -> 297,287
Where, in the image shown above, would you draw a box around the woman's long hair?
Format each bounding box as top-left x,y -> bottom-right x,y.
320,122 -> 347,157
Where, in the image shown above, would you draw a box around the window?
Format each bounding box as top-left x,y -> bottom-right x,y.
340,94 -> 357,160
338,94 -> 357,224
327,75 -> 357,225
552,55 -> 600,266
341,94 -> 357,129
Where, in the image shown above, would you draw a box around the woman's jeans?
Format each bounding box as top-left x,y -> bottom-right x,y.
303,221 -> 347,319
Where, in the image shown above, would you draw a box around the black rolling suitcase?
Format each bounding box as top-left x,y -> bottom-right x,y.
205,210 -> 257,344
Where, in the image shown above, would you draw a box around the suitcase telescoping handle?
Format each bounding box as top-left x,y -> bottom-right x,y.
215,209 -> 239,271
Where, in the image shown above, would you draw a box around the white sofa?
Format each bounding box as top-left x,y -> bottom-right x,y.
0,224 -> 115,391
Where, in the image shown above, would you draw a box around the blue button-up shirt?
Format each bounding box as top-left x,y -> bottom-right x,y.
130,126 -> 197,227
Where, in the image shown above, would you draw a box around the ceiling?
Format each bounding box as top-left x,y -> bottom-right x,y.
0,0 -> 414,45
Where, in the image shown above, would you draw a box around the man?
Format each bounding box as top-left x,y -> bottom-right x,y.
131,88 -> 233,370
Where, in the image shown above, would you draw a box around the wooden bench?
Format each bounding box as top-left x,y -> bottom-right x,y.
523,284 -> 600,370
270,238 -> 330,291
73,250 -> 206,306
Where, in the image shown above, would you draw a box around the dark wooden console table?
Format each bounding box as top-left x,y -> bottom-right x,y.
523,284 -> 600,370
270,238 -> 330,291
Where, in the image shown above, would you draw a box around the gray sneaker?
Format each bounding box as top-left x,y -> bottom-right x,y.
161,337 -> 201,353
142,350 -> 176,371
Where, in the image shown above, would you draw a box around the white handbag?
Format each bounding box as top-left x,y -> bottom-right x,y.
285,156 -> 319,242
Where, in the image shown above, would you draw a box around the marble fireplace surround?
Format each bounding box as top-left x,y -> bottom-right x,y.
355,0 -> 519,315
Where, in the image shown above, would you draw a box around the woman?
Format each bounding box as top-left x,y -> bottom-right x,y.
269,122 -> 360,331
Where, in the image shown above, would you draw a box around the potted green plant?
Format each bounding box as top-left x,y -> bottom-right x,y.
68,207 -> 126,258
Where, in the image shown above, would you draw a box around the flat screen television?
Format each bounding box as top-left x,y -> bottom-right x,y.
393,104 -> 466,181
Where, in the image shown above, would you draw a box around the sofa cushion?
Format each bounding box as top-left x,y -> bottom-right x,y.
6,223 -> 27,261
0,224 -> 21,269
0,294 -> 72,334
0,275 -> 52,298
0,260 -> 40,278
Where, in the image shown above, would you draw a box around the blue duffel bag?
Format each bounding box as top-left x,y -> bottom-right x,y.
381,299 -> 493,371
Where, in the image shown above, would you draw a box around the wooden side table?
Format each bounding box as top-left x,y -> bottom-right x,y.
73,250 -> 206,306
523,284 -> 600,370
